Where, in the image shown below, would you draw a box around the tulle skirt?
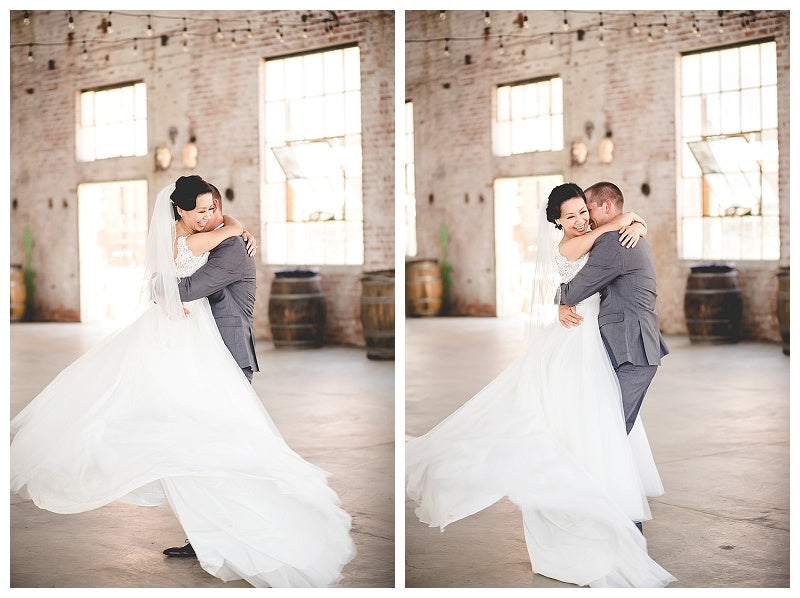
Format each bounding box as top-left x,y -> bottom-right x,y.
10,299 -> 355,588
405,294 -> 675,587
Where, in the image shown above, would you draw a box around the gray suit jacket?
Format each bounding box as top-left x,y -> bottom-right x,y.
560,232 -> 668,369
177,236 -> 259,373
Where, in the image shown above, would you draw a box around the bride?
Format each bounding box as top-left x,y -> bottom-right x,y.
10,179 -> 356,588
406,182 -> 676,588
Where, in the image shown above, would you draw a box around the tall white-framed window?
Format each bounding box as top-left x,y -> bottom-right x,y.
494,76 -> 563,156
678,39 -> 779,260
405,101 -> 417,257
261,45 -> 363,266
77,81 -> 147,161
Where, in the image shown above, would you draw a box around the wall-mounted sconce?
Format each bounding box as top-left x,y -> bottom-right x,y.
571,140 -> 588,166
598,132 -> 614,164
155,145 -> 172,170
182,137 -> 198,169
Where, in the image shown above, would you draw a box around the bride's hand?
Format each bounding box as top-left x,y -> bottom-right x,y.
242,230 -> 257,257
618,223 -> 643,248
558,304 -> 583,328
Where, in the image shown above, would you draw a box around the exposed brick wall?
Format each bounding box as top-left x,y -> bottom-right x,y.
406,10 -> 789,340
10,10 -> 395,345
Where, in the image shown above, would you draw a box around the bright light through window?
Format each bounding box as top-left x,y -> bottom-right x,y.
77,82 -> 147,161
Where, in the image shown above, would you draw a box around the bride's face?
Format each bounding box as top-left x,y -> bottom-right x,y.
556,197 -> 590,239
178,193 -> 214,232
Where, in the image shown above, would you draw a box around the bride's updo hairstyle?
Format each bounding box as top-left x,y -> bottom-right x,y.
170,175 -> 213,221
546,183 -> 587,230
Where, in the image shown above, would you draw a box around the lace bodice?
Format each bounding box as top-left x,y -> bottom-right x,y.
555,251 -> 589,284
175,235 -> 209,277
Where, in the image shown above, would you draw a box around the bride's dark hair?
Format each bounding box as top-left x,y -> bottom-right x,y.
170,175 -> 213,221
546,183 -> 587,229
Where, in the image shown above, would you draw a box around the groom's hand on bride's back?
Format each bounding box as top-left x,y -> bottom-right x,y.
558,304 -> 583,328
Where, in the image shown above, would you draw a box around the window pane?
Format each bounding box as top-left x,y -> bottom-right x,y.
551,78 -> 562,113
496,86 -> 510,121
682,96 -> 702,137
551,114 -> 563,150
495,121 -> 510,155
284,56 -> 304,98
265,102 -> 287,144
537,82 -> 550,116
344,91 -> 361,135
682,54 -> 701,96
303,53 -> 324,97
265,60 -> 285,101
344,46 -> 360,90
288,98 -> 306,140
762,85 -> 777,129
740,44 -> 760,88
523,83 -> 537,118
740,88 -> 761,132
761,42 -> 777,85
305,96 -> 325,139
701,51 -> 720,94
324,50 -> 344,93
510,85 -> 524,120
720,91 -> 741,134
324,93 -> 345,138
719,47 -> 739,91
702,93 -> 721,136
81,92 -> 94,126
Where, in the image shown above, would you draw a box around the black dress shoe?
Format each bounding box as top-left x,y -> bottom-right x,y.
163,541 -> 196,558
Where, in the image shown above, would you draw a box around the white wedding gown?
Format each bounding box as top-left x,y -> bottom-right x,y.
406,252 -> 676,588
10,236 -> 355,588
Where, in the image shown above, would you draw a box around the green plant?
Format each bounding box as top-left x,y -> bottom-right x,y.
439,224 -> 452,309
23,227 -> 36,320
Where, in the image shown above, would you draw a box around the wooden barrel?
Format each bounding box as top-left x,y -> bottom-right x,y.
268,270 -> 325,349
684,265 -> 742,343
777,267 -> 789,355
406,259 -> 442,317
10,265 -> 26,322
361,270 -> 394,360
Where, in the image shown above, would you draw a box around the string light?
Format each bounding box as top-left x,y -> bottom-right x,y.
633,14 -> 639,34
598,33 -> 604,47
440,10 -> 446,21
82,41 -> 88,60
648,24 -> 654,43
106,12 -> 113,34
182,18 -> 188,37
484,11 -> 491,26
693,19 -> 701,37
247,20 -> 254,39
523,15 -> 529,29
216,19 -> 223,40
302,27 -> 308,38
598,12 -> 604,34
132,37 -> 138,55
498,35 -> 504,55
67,11 -> 75,31
719,20 -> 724,34
562,11 -> 570,32
146,15 -> 154,37
276,26 -> 284,42
27,44 -> 33,62
549,32 -> 554,50
23,11 -> 30,26
231,32 -> 237,48
444,38 -> 450,56
662,14 -> 669,34
182,39 -> 189,52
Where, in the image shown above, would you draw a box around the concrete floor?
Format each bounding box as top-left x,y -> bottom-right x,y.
10,321 -> 394,588
405,317 -> 790,588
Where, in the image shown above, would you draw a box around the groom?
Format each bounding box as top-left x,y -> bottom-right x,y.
163,181 -> 260,558
558,181 -> 669,435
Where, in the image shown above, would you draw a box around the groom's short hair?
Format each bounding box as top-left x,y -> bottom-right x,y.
585,181 -> 624,211
209,183 -> 222,210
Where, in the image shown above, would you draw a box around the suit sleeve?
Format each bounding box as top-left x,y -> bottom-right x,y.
177,238 -> 248,302
560,232 -> 623,305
